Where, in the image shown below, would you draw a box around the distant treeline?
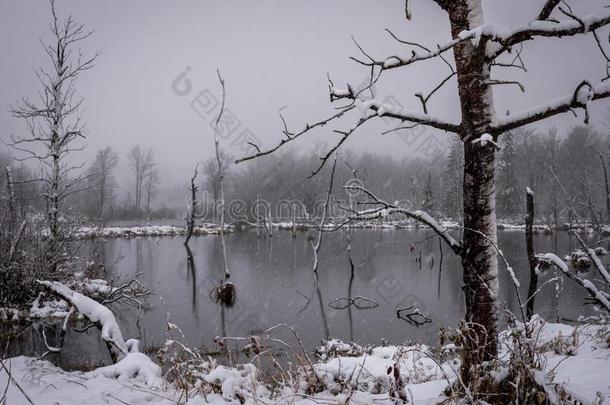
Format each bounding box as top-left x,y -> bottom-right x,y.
1,125 -> 608,226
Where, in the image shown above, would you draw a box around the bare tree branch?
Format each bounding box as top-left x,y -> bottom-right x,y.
235,106 -> 355,164
342,184 -> 462,255
537,0 -> 561,21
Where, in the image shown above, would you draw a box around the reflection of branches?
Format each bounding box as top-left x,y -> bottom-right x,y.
345,161 -> 357,341
396,305 -> 432,326
40,306 -> 74,357
525,188 -> 537,320
185,245 -> 198,318
314,274 -> 330,341
437,238 -> 443,298
328,296 -> 379,310
295,290 -> 312,316
294,273 -> 330,340
101,272 -> 150,307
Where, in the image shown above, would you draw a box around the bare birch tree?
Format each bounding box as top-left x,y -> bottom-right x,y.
203,151 -> 231,216
144,167 -> 159,218
236,0 -> 610,387
9,0 -> 97,240
89,147 -> 119,220
127,146 -> 155,214
597,149 -> 610,222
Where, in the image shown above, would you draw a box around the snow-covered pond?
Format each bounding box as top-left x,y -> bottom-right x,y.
7,229 -> 602,370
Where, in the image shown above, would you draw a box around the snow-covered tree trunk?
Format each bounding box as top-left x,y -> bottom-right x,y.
48,47 -> 63,241
461,143 -> 499,362
525,188 -> 537,320
599,151 -> 610,222
449,0 -> 499,377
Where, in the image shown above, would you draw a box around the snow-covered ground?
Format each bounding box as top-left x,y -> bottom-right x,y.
501,316 -> 610,404
2,317 -> 608,404
0,347 -> 449,404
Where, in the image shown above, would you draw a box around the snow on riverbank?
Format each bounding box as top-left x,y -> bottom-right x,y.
2,317 -> 608,404
71,218 -> 610,239
76,223 -> 232,239
74,219 -> 558,239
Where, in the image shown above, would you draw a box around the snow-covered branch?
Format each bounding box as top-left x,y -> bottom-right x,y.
349,30 -> 477,71
487,12 -> 610,59
492,81 -> 610,134
359,99 -> 461,133
342,184 -> 462,255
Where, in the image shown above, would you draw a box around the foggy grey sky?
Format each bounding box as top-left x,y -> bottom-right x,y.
1,0 -> 609,186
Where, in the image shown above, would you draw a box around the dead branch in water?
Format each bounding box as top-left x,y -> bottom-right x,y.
311,155 -> 337,274
214,69 -> 230,281
184,164 -> 199,246
525,187 -> 537,320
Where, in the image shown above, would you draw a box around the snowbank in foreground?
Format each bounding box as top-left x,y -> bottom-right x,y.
1,318 -> 608,404
525,319 -> 610,404
0,355 -> 447,404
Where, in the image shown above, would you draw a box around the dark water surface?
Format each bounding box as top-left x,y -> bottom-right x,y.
5,229 -> 604,369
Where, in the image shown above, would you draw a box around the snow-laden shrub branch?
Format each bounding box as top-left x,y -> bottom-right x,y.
536,253 -> 610,312
37,280 -> 129,360
36,279 -> 162,387
90,352 -> 161,387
